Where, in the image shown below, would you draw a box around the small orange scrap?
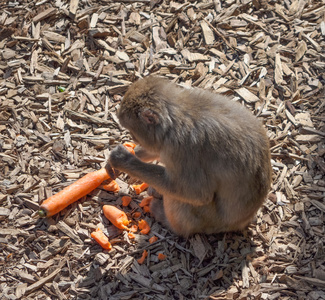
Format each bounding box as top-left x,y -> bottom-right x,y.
138,219 -> 150,234
121,195 -> 132,206
143,206 -> 151,213
133,182 -> 149,195
128,232 -> 136,239
157,253 -> 166,261
123,142 -> 136,155
132,212 -> 141,219
128,224 -> 138,233
149,236 -> 158,244
139,196 -> 153,207
102,205 -> 130,230
137,249 -> 148,264
102,179 -> 120,193
91,228 -> 112,250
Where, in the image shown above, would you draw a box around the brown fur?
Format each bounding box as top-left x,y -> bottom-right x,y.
109,76 -> 272,237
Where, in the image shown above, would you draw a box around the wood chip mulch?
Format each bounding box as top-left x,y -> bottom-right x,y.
0,0 -> 324,299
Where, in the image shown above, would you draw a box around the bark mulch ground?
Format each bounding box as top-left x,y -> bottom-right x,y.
0,0 -> 324,299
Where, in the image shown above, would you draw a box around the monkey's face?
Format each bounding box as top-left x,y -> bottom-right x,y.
117,76 -> 173,153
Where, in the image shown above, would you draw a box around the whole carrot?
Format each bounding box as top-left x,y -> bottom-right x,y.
102,205 -> 130,230
39,168 -> 110,217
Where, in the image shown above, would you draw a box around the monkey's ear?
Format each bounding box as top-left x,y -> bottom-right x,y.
140,109 -> 160,125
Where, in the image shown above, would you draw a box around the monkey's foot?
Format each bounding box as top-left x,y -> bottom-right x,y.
150,197 -> 170,229
147,186 -> 163,199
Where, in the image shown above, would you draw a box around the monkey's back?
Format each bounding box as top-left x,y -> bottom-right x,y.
159,84 -> 272,231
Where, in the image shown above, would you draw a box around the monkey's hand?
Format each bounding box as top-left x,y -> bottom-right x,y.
109,144 -> 136,171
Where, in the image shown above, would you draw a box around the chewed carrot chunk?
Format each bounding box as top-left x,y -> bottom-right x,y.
143,206 -> 150,213
133,182 -> 149,195
103,205 -> 130,230
137,250 -> 148,264
123,142 -> 136,155
132,212 -> 141,219
128,232 -> 136,239
91,228 -> 112,250
138,219 -> 150,234
102,179 -> 120,192
121,196 -> 132,206
129,224 -> 138,233
158,253 -> 166,260
139,196 -> 153,207
149,236 -> 158,244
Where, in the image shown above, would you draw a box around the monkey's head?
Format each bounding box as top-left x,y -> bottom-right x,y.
117,76 -> 174,152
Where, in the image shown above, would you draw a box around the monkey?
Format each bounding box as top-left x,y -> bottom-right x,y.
108,75 -> 272,237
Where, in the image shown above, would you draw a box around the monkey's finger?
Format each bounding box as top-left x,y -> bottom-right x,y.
104,162 -> 119,179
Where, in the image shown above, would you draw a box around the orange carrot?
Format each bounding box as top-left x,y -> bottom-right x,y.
102,179 -> 120,192
39,168 -> 110,217
143,206 -> 151,213
149,236 -> 158,244
157,253 -> 166,260
123,142 -> 136,155
132,182 -> 149,195
91,228 -> 112,250
121,195 -> 132,206
139,196 -> 153,207
129,224 -> 138,233
103,205 -> 130,230
138,219 -> 150,234
132,212 -> 142,219
128,232 -> 136,239
137,249 -> 148,264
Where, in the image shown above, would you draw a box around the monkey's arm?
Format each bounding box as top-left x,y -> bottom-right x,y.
134,145 -> 160,162
109,145 -> 168,189
109,145 -> 212,205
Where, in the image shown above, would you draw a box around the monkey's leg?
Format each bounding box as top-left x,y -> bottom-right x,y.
161,197 -> 216,237
150,198 -> 170,229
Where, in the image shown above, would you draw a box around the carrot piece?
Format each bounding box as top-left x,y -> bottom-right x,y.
102,179 -> 120,192
91,228 -> 112,250
143,206 -> 151,213
129,224 -> 138,233
132,211 -> 141,219
128,232 -> 136,239
149,236 -> 158,244
137,249 -> 148,264
139,196 -> 153,207
121,195 -> 132,206
157,253 -> 166,261
39,168 -> 110,217
123,142 -> 136,149
138,219 -> 150,234
103,205 -> 130,230
123,142 -> 136,155
132,182 -> 149,195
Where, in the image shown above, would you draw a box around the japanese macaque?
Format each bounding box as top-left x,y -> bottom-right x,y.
109,76 -> 272,237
